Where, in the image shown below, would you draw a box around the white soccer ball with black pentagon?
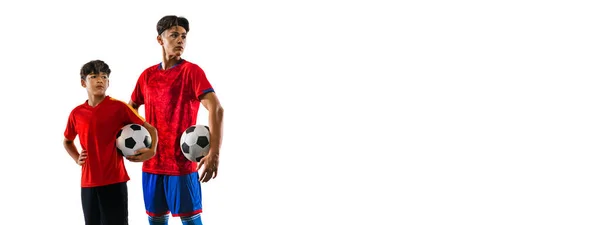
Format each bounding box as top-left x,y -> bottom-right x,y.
180,125 -> 210,162
116,123 -> 152,156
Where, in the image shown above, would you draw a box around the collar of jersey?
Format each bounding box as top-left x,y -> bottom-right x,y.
158,59 -> 185,70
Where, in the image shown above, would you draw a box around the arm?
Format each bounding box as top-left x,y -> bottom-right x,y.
188,65 -> 224,182
143,121 -> 158,155
123,101 -> 156,162
64,111 -> 85,165
126,121 -> 157,162
201,92 -> 224,156
63,138 -> 85,165
188,65 -> 223,154
197,92 -> 224,182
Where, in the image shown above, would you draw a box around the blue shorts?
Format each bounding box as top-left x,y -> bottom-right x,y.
142,172 -> 203,217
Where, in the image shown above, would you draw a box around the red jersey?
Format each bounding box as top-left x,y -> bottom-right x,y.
64,96 -> 146,187
131,59 -> 214,176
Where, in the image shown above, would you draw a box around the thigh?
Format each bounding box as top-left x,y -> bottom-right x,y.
81,187 -> 101,225
97,182 -> 129,225
142,172 -> 170,216
165,172 -> 203,217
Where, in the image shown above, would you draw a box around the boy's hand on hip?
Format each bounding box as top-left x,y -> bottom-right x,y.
77,149 -> 87,166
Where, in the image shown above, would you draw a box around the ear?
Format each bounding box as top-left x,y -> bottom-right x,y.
80,79 -> 86,87
157,35 -> 163,45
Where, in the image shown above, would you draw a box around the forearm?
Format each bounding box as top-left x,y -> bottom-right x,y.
143,123 -> 158,151
63,140 -> 80,163
208,106 -> 224,154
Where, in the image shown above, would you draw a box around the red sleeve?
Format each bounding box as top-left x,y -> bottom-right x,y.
131,71 -> 146,106
122,102 -> 146,125
189,65 -> 214,100
64,110 -> 77,140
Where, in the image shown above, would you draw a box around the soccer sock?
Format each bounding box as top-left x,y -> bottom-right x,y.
148,214 -> 169,225
181,213 -> 202,225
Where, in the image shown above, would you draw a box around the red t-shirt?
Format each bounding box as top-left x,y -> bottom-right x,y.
131,59 -> 214,176
64,96 -> 146,187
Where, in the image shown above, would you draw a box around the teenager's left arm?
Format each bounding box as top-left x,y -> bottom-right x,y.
197,92 -> 224,182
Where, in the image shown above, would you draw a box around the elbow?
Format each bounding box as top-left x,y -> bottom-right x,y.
210,105 -> 224,118
144,123 -> 158,134
63,138 -> 72,146
63,138 -> 74,150
142,122 -> 158,139
217,106 -> 224,117
214,106 -> 224,121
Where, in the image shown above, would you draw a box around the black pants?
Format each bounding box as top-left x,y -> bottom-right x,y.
81,182 -> 128,225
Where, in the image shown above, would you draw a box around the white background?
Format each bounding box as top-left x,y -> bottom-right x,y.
0,0 -> 599,224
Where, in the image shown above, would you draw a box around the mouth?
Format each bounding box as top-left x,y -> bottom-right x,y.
175,46 -> 184,50
95,85 -> 104,89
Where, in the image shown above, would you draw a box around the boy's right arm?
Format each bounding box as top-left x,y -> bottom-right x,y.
64,111 -> 85,165
63,138 -> 86,165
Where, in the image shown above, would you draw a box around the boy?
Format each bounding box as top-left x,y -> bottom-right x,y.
63,59 -> 158,225
128,15 -> 225,225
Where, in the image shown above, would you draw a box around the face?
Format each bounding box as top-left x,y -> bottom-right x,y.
158,26 -> 187,57
81,73 -> 109,96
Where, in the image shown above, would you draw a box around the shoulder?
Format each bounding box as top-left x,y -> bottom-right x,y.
70,101 -> 87,113
180,60 -> 207,80
146,63 -> 161,72
181,60 -> 204,71
107,97 -> 139,112
67,102 -> 88,122
105,97 -> 131,109
182,59 -> 199,67
139,63 -> 161,77
107,96 -> 129,105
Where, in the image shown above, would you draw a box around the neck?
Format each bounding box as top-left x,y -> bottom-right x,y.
87,94 -> 106,107
162,55 -> 182,70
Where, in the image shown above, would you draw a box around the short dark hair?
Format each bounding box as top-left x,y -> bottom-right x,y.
80,60 -> 111,80
157,15 -> 189,35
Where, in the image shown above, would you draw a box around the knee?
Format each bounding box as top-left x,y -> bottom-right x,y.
181,213 -> 202,225
148,214 -> 169,224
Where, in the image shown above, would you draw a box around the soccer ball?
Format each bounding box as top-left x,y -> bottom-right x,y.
180,125 -> 210,162
116,123 -> 152,156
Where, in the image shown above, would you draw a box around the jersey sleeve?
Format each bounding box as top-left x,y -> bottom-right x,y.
131,71 -> 146,106
189,65 -> 214,100
122,102 -> 146,125
64,110 -> 77,140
